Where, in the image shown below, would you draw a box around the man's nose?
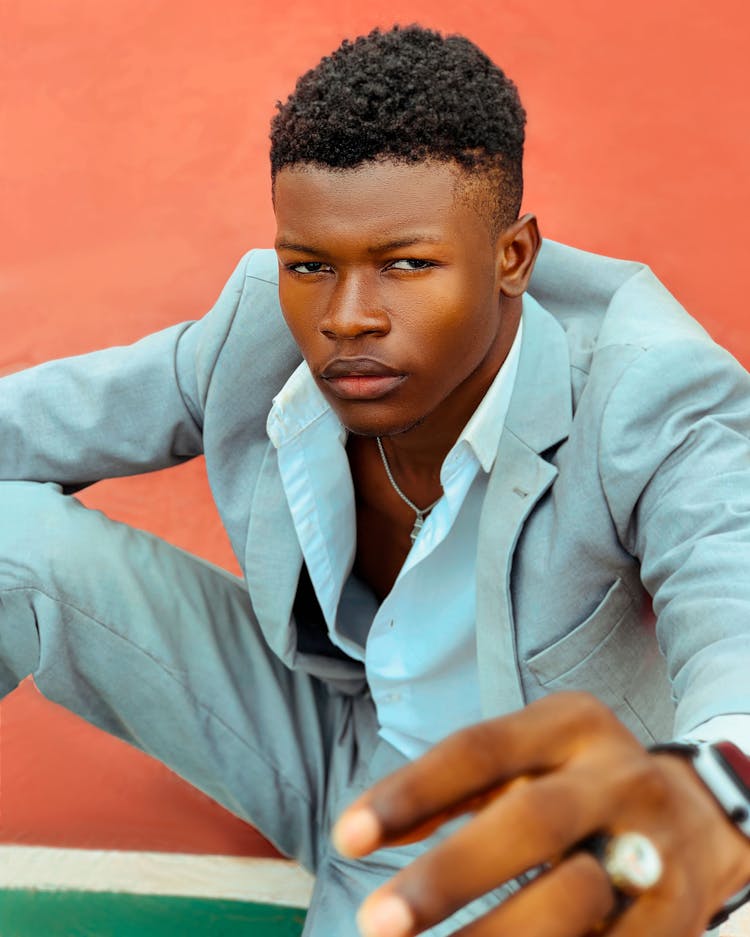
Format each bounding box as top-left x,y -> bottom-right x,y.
318,273 -> 390,340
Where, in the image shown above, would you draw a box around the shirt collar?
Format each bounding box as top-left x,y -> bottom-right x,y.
266,359 -> 339,448
267,315 -> 524,469
456,316 -> 523,473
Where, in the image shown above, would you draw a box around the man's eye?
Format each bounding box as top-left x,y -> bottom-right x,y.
288,262 -> 331,274
389,259 -> 434,271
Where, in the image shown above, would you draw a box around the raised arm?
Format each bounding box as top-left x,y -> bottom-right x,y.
599,337 -> 750,737
0,253 -> 252,490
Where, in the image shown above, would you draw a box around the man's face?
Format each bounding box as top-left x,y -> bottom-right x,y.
274,160 -> 515,439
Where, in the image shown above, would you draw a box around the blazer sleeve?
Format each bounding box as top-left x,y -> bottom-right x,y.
0,252 -> 252,491
598,337 -> 750,736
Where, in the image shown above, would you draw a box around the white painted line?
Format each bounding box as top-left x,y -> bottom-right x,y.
0,846 -> 314,908
1,846 -> 747,935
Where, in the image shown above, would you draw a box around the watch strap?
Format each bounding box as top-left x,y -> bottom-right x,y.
650,740 -> 750,928
715,740 -> 750,792
651,741 -> 750,837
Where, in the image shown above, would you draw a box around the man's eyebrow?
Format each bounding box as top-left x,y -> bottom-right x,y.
274,236 -> 445,253
366,235 -> 444,253
274,241 -> 319,253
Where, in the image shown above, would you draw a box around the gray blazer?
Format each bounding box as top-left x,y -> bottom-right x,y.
3,239 -> 749,743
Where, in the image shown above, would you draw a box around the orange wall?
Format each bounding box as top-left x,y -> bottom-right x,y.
1,0 -> 749,853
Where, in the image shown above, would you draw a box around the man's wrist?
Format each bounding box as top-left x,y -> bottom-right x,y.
650,740 -> 750,927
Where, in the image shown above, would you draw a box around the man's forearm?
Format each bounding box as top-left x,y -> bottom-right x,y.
0,322 -> 203,487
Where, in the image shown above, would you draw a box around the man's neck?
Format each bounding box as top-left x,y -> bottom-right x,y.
376,303 -> 521,487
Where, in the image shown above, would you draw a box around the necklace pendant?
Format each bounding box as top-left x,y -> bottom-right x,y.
375,437 -> 442,545
410,512 -> 426,543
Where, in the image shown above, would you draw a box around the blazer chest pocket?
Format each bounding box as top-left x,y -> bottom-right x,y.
524,578 -> 674,743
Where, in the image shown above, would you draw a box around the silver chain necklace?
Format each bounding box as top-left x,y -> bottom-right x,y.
376,437 -> 443,543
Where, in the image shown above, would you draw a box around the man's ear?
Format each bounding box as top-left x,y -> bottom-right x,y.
496,214 -> 541,298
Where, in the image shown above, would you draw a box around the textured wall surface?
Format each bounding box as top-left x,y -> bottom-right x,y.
1,0 -> 749,878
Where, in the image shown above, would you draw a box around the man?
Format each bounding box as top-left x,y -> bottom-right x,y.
1,24 -> 749,937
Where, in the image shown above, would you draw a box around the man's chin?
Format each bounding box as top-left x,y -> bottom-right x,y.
341,414 -> 426,439
325,392 -> 429,439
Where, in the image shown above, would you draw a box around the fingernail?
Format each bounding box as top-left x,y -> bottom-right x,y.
357,894 -> 414,937
331,807 -> 381,856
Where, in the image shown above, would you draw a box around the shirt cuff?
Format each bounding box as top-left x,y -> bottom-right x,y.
681,715 -> 750,755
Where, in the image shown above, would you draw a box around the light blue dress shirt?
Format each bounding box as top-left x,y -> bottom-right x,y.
267,316 -> 524,758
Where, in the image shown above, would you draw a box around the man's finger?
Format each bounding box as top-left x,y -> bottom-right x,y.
603,890 -> 699,937
334,693 -> 634,856
352,770 -> 618,937
453,852 -> 616,937
356,851 -> 614,937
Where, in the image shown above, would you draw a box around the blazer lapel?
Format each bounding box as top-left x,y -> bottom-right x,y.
476,296 -> 573,718
244,441 -> 303,662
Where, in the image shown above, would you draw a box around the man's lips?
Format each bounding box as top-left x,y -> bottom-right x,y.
319,357 -> 406,400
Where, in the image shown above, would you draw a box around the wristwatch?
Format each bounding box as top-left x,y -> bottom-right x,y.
650,740 -> 750,928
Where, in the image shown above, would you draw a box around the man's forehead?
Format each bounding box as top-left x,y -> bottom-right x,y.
273,158 -> 463,200
272,159 -> 494,243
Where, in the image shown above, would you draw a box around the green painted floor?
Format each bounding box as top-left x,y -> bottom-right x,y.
0,891 -> 306,937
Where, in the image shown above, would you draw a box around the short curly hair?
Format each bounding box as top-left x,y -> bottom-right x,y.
270,25 -> 526,232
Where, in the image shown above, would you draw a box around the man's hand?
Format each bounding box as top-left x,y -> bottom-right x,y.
331,693 -> 750,937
